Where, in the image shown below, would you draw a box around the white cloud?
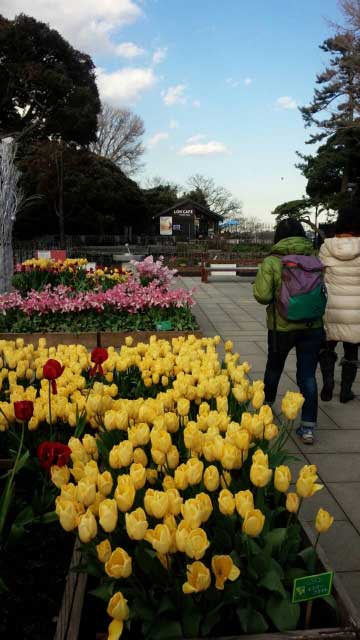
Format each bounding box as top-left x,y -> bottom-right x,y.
192,99 -> 201,108
169,120 -> 179,129
226,78 -> 240,88
96,67 -> 156,105
244,77 -> 253,86
178,141 -> 230,156
1,0 -> 143,57
148,132 -> 169,148
152,47 -> 167,64
186,134 -> 206,144
162,84 -> 187,106
115,42 -> 146,58
276,96 -> 297,109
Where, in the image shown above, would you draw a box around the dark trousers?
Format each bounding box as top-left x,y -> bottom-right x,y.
326,340 -> 359,363
264,328 -> 325,426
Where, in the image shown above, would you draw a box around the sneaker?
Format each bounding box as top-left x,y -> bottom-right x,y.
296,426 -> 314,445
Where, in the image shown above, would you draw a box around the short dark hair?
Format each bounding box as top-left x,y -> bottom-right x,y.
274,218 -> 306,244
335,206 -> 360,234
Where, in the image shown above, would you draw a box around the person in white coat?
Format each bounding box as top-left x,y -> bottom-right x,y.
319,207 -> 360,403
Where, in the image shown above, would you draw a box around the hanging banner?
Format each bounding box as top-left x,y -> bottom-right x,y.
160,216 -> 173,235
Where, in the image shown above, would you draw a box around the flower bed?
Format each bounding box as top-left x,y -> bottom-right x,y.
0,336 -> 342,639
13,258 -> 127,294
0,256 -> 197,334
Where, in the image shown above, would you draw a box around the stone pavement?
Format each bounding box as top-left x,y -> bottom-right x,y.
179,275 -> 360,625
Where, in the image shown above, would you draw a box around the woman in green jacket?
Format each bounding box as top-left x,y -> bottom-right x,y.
253,218 -> 325,444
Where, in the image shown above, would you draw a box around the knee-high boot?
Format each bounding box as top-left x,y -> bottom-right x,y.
340,361 -> 357,403
319,349 -> 337,401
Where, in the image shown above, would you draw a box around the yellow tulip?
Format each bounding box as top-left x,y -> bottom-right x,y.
274,465 -> 291,493
114,475 -> 136,512
264,423 -> 279,440
252,390 -> 265,410
182,561 -> 211,594
175,520 -> 192,552
177,398 -> 190,416
242,509 -> 265,537
99,499 -> 118,533
125,508 -> 148,540
286,492 -> 300,514
296,476 -> 323,499
235,490 -> 254,518
181,498 -> 203,529
56,498 -> 79,531
97,470 -> 113,496
166,445 -> 180,469
250,464 -> 273,488
107,592 -> 129,621
174,464 -> 189,490
186,458 -> 204,485
203,465 -> 220,492
146,524 -> 172,554
96,539 -> 112,564
105,548 -> 132,579
184,527 -> 210,560
129,463 -> 146,490
77,477 -> 97,507
78,508 -> 98,543
218,489 -> 235,516
51,465 -> 70,489
195,492 -> 213,523
166,488 -> 183,516
315,508 -> 334,534
211,555 -> 240,590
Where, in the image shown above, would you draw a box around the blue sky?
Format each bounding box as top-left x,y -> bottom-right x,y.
4,0 -> 344,223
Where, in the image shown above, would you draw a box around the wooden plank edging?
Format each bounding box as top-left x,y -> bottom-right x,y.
54,543 -> 87,640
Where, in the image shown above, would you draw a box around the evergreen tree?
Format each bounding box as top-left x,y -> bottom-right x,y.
299,32 -> 360,196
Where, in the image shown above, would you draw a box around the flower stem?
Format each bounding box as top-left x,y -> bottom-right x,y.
0,421 -> 25,540
48,380 -> 53,439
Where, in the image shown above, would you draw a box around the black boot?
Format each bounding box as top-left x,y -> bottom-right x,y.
319,349 -> 337,402
340,361 -> 357,403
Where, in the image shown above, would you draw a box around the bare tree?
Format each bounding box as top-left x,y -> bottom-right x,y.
0,138 -> 23,293
186,174 -> 242,218
91,103 -> 145,175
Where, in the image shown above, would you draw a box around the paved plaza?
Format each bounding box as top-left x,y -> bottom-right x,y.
179,275 -> 360,625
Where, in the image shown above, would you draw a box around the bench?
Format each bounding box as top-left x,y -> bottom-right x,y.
201,263 -> 259,283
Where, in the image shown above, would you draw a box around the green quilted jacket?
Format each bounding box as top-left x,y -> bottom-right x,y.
253,236 -> 323,331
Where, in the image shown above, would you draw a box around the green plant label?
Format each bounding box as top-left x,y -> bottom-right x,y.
156,321 -> 173,331
292,571 -> 333,603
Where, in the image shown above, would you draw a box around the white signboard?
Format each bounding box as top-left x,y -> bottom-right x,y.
160,216 -> 173,236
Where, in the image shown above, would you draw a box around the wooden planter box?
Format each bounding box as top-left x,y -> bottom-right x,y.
0,331 -> 203,349
57,523 -> 360,640
0,332 -> 99,348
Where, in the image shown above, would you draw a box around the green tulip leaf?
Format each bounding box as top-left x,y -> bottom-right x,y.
237,607 -> 269,633
258,570 -> 287,598
266,594 -> 300,631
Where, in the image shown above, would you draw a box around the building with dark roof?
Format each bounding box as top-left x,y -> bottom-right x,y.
153,198 -> 223,239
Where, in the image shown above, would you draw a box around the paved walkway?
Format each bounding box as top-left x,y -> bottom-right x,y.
179,275 -> 360,625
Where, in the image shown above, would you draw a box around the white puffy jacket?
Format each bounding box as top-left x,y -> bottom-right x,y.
319,236 -> 360,344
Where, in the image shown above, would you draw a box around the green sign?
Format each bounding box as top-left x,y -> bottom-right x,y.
156,321 -> 173,331
292,571 -> 333,603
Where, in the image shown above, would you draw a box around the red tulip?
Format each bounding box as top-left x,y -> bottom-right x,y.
37,441 -> 71,471
90,347 -> 108,377
14,400 -> 34,422
43,359 -> 65,394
